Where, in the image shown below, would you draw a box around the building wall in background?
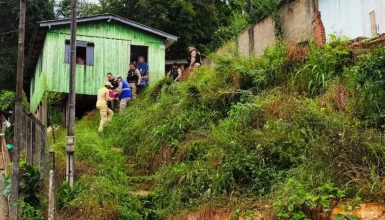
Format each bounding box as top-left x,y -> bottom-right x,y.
319,0 -> 385,39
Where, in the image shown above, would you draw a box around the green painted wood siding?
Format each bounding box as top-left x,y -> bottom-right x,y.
30,21 -> 166,112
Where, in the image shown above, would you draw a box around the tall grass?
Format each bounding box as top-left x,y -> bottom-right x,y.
53,39 -> 385,219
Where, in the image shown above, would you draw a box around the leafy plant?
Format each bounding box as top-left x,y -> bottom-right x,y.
14,201 -> 44,220
273,180 -> 347,220
0,90 -> 30,111
334,197 -> 362,220
2,174 -> 11,197
293,36 -> 351,96
20,164 -> 43,208
56,181 -> 85,211
349,46 -> 385,128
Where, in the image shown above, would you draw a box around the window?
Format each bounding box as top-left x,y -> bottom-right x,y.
64,40 -> 95,66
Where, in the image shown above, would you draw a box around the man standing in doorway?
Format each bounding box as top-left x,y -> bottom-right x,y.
167,63 -> 182,82
127,63 -> 142,100
116,76 -> 132,112
136,56 -> 149,92
107,73 -> 122,111
187,44 -> 201,72
96,82 -> 114,133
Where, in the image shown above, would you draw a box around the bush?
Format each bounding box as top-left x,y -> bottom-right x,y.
52,40 -> 385,219
0,90 -> 30,111
349,46 -> 385,128
273,180 -> 352,220
292,36 -> 351,96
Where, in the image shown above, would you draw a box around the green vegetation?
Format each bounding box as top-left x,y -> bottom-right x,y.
52,40 -> 385,219
0,90 -> 30,111
55,0 -> 284,58
3,162 -> 45,219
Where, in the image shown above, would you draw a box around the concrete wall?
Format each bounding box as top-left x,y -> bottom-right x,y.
204,0 -> 316,64
252,16 -> 276,56
281,0 -> 315,43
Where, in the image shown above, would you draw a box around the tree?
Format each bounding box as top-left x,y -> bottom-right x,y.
55,0 -> 255,58
56,0 -> 101,18
0,0 -> 55,93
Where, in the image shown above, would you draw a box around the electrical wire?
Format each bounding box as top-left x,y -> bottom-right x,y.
0,28 -> 34,36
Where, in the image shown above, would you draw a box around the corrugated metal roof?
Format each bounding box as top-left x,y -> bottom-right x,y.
319,0 -> 385,39
38,14 -> 178,41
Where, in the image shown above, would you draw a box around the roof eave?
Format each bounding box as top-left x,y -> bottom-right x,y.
38,14 -> 178,42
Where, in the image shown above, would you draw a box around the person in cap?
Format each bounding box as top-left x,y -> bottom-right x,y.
116,76 -> 132,112
96,82 -> 114,133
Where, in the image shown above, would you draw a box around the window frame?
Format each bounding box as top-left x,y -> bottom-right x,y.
64,40 -> 95,66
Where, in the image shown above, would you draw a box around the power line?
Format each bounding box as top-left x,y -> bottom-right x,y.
0,28 -> 35,36
0,0 -> 17,3
0,30 -> 19,35
0,38 -> 32,46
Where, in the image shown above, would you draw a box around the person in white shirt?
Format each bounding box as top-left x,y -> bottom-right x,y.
0,115 -> 11,134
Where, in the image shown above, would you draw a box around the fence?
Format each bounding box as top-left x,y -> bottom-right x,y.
0,135 -> 10,174
20,109 -> 48,179
2,109 -> 51,219
0,135 -> 10,220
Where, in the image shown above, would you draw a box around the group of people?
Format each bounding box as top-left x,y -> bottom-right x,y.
96,56 -> 149,132
96,45 -> 201,133
166,44 -> 201,82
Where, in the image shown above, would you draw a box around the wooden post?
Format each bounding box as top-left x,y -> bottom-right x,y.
370,11 -> 378,38
39,126 -> 46,180
26,119 -> 32,164
10,0 -> 27,218
48,151 -> 55,220
30,121 -> 35,165
66,0 -> 77,187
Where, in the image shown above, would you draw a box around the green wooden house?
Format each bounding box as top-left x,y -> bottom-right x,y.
25,14 -> 178,124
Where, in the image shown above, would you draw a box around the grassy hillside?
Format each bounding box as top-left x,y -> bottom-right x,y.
52,39 -> 385,219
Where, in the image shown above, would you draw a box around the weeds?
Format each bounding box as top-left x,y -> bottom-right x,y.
52,39 -> 385,219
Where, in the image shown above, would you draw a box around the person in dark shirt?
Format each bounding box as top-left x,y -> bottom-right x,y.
187,44 -> 201,72
136,56 -> 149,92
126,63 -> 142,100
167,63 -> 182,82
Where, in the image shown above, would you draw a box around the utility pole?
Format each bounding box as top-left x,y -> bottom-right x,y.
10,0 -> 26,219
66,0 -> 77,187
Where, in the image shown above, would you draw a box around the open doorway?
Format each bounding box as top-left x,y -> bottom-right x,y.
130,45 -> 148,64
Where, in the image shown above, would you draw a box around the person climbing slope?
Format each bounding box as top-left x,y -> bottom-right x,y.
96,82 -> 114,133
187,44 -> 201,72
116,76 -> 132,112
167,63 -> 182,82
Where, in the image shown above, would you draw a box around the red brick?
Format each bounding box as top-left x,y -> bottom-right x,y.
314,11 -> 326,46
